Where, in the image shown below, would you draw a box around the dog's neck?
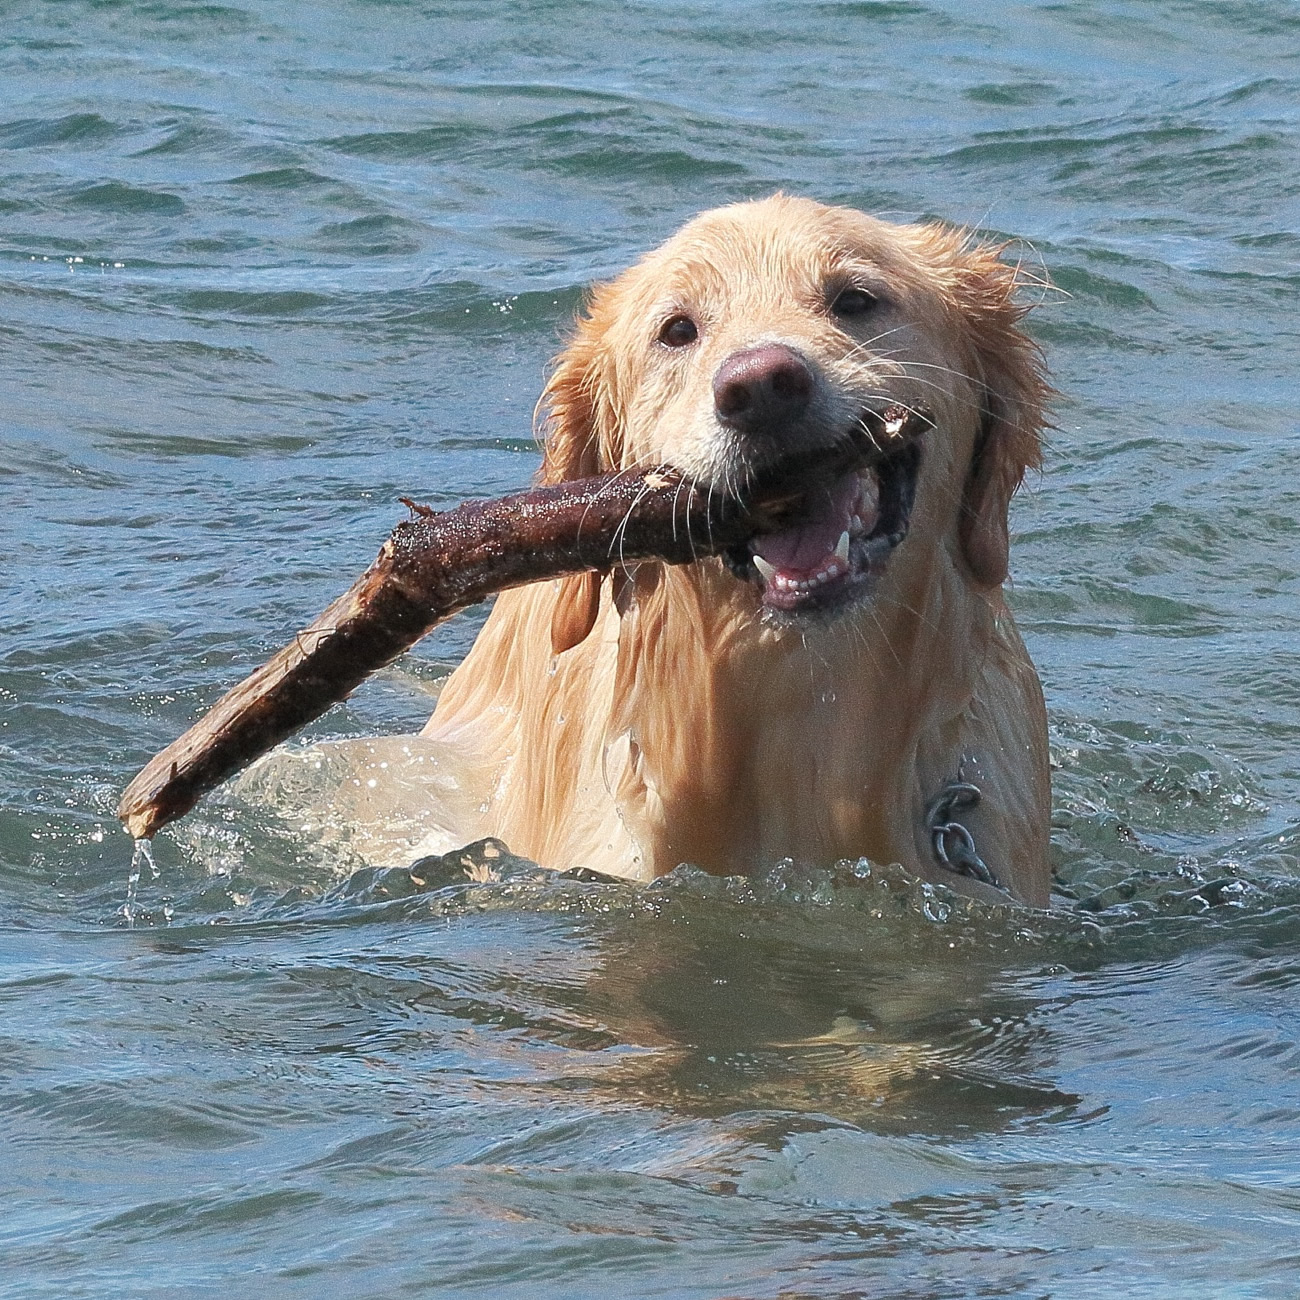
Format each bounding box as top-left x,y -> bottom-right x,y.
603,552 -> 996,875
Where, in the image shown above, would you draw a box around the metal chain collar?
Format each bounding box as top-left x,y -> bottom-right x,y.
925,781 -> 1000,889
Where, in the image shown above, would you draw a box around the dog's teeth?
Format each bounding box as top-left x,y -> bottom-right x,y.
835,530 -> 850,562
752,555 -> 777,583
850,514 -> 863,536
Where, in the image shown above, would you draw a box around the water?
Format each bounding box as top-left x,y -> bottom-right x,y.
3,1 -> 1299,1294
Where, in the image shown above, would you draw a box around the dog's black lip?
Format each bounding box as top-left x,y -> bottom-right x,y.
722,437 -> 924,599
874,438 -> 921,540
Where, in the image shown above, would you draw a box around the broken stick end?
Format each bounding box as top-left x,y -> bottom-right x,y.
118,767 -> 195,842
118,787 -> 163,840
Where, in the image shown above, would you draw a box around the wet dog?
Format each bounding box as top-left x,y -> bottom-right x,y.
421,196 -> 1052,905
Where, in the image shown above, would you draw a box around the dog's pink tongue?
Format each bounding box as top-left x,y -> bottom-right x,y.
752,474 -> 859,573
752,517 -> 841,571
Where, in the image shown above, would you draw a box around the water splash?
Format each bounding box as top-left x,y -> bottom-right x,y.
121,837 -> 157,928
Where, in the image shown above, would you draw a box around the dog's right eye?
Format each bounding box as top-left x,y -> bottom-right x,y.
658,314 -> 699,348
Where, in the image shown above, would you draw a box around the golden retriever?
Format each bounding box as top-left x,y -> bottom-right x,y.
420,195 -> 1052,906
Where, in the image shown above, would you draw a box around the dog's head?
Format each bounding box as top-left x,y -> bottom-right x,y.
541,196 -> 1048,647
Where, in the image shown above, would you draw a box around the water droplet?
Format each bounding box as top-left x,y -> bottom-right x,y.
921,891 -> 950,923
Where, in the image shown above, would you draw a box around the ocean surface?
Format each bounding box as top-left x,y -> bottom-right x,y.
3,1 -> 1299,1296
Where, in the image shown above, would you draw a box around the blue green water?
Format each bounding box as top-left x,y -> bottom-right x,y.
3,2 -> 1300,1295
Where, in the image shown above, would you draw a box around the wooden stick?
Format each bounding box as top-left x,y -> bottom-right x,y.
118,406 -> 926,839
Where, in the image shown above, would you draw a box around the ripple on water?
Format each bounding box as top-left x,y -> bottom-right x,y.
0,112 -> 123,149
65,181 -> 186,216
228,166 -> 337,189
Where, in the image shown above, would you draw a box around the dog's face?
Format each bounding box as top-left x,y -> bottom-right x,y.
542,196 -> 1046,629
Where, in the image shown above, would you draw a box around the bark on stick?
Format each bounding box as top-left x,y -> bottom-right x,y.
118,407 -> 924,840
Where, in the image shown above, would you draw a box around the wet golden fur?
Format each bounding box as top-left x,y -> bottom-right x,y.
422,196 -> 1052,905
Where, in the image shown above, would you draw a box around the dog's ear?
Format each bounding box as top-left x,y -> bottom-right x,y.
539,308 -> 614,653
948,241 -> 1050,589
960,390 -> 1031,589
550,571 -> 603,655
539,319 -> 606,485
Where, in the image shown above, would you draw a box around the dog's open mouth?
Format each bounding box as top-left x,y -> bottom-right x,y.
726,437 -> 922,615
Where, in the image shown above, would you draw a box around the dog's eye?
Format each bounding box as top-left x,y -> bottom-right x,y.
831,287 -> 879,319
658,314 -> 699,348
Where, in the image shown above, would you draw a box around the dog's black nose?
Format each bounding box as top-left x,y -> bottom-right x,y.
713,344 -> 813,434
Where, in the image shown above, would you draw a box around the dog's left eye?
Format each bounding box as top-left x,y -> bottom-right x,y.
831,287 -> 879,319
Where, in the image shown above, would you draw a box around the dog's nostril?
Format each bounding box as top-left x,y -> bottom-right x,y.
713,344 -> 813,430
714,376 -> 753,418
769,363 -> 811,401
